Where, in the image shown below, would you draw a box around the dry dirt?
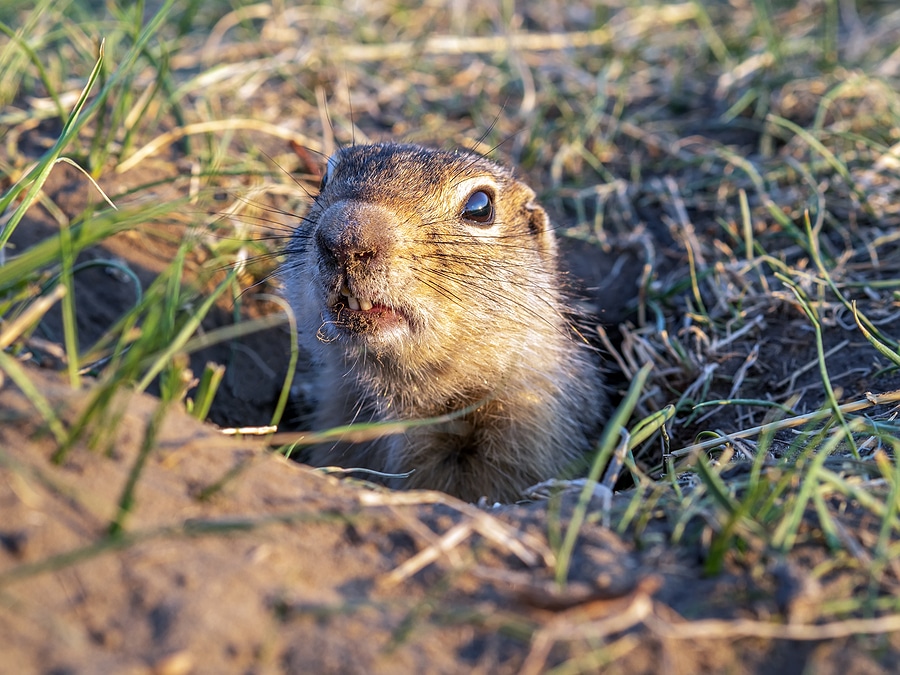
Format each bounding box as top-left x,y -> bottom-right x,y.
3,150 -> 900,674
3,364 -> 897,675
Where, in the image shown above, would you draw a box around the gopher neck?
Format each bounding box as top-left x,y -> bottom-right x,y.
352,354 -> 517,418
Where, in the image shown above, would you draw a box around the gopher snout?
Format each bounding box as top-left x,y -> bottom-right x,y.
315,201 -> 397,275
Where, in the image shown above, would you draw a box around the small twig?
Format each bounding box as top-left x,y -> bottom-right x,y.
382,522 -> 473,587
776,339 -> 849,391
220,425 -> 277,436
727,343 -> 760,400
709,314 -> 765,351
360,489 -> 555,568
647,609 -> 900,641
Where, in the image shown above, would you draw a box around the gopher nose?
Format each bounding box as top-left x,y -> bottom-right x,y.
315,201 -> 395,269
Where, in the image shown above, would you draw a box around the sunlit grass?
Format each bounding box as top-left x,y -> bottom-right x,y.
1,0 -> 900,669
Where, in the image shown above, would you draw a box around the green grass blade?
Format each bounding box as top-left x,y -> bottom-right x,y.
0,40 -> 105,248
0,350 -> 68,445
136,269 -> 238,393
555,362 -> 653,586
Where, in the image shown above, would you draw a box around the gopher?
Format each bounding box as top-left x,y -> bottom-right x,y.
282,143 -> 605,502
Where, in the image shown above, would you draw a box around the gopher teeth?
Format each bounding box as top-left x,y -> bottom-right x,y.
340,285 -> 373,312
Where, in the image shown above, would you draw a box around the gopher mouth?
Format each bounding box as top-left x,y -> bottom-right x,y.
330,285 -> 407,334
341,287 -> 374,312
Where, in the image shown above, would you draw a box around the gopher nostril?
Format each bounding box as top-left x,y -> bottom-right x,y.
316,228 -> 339,262
317,228 -> 379,267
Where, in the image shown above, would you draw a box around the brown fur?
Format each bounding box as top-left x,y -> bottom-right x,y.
282,143 -> 605,502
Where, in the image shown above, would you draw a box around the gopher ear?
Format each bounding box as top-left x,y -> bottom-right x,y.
519,183 -> 558,264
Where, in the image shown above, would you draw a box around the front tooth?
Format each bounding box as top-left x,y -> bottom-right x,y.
347,295 -> 360,311
341,284 -> 352,297
358,298 -> 373,311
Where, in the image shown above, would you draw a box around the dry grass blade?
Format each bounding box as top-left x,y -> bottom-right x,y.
647,611 -> 900,641
117,119 -> 321,173
520,576 -> 661,675
359,489 -> 554,568
0,284 -> 65,349
265,397 -> 494,447
321,4 -> 698,61
671,390 -> 900,459
382,521 -> 473,587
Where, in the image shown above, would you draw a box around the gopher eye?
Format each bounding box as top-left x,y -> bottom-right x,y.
462,190 -> 494,225
319,153 -> 340,191
319,163 -> 332,190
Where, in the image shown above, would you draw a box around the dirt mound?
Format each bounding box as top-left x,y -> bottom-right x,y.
3,368 -> 897,674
